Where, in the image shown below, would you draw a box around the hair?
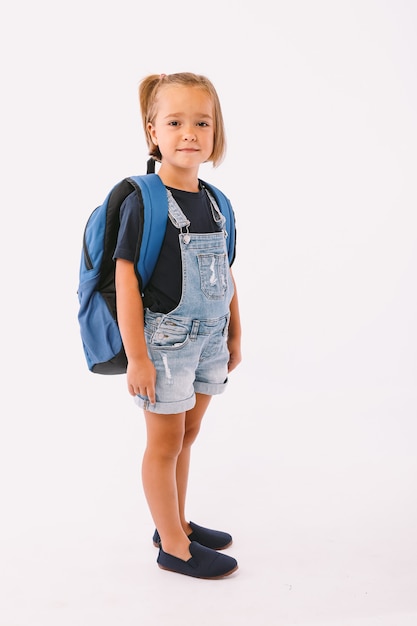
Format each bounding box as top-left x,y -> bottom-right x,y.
138,72 -> 226,167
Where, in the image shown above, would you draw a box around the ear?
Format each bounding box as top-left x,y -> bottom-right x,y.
147,122 -> 158,146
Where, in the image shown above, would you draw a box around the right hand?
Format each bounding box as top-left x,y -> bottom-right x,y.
126,357 -> 157,405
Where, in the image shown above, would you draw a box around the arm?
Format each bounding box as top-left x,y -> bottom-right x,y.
115,258 -> 156,403
227,269 -> 242,373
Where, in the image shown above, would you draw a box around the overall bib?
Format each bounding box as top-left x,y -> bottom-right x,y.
135,188 -> 235,414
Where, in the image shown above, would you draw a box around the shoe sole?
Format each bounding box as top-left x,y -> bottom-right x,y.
158,563 -> 238,579
153,539 -> 233,550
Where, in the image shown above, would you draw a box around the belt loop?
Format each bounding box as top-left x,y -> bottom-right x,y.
190,320 -> 200,341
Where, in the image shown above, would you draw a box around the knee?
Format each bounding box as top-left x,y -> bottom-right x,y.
146,430 -> 185,460
182,423 -> 201,448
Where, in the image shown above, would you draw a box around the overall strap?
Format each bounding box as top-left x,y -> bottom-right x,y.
204,188 -> 227,230
199,180 -> 236,264
166,189 -> 191,230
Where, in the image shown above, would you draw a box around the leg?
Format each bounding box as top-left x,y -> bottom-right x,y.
148,395 -> 238,579
176,393 -> 212,533
142,394 -> 211,560
142,409 -> 191,560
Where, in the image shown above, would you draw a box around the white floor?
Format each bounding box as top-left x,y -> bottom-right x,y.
2,366 -> 417,626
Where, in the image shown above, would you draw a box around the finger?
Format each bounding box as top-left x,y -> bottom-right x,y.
148,387 -> 156,405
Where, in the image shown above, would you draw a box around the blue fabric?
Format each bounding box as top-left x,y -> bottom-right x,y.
78,174 -> 236,374
134,191 -> 234,414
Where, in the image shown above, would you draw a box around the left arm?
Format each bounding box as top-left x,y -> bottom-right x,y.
227,269 -> 242,373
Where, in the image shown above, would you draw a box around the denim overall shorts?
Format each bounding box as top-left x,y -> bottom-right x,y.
135,188 -> 235,414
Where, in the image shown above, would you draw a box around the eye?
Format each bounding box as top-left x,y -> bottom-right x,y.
197,122 -> 209,127
168,121 -> 179,126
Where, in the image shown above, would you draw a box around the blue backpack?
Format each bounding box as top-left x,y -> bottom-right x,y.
77,167 -> 236,374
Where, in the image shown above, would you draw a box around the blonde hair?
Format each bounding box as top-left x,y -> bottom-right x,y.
138,72 -> 226,167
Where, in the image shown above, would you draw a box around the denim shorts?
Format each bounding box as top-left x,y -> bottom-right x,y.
134,310 -> 230,414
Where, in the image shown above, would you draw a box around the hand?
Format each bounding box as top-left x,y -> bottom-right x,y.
126,357 -> 157,404
227,336 -> 242,373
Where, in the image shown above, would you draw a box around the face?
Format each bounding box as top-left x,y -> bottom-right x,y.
148,85 -> 215,173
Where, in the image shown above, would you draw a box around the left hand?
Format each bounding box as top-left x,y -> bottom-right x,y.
227,336 -> 242,373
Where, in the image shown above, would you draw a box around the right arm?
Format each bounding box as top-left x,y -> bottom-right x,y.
115,258 -> 156,403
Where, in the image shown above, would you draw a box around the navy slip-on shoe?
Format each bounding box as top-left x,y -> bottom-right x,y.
152,521 -> 233,550
157,541 -> 238,579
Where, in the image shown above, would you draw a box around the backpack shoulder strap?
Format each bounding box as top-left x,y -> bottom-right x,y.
127,174 -> 169,289
200,180 -> 236,264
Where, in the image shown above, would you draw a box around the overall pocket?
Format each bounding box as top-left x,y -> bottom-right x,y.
197,253 -> 228,300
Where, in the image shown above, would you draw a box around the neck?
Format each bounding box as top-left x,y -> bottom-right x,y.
157,165 -> 200,192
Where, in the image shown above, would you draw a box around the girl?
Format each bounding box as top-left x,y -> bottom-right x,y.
114,73 -> 242,579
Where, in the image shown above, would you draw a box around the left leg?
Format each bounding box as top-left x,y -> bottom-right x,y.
176,392 -> 212,533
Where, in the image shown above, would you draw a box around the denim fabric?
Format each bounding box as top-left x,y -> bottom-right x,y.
135,189 -> 234,414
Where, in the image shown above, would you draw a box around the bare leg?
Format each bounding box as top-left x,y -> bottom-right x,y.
142,410 -> 190,560
142,394 -> 212,560
176,394 -> 212,533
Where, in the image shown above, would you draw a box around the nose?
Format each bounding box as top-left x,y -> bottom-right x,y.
183,126 -> 196,141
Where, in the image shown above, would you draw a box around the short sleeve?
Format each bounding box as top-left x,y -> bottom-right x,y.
113,191 -> 142,262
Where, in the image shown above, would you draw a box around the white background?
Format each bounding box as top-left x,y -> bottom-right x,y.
1,1 -> 417,624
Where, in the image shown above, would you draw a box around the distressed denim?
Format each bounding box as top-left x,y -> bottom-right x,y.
135,189 -> 234,414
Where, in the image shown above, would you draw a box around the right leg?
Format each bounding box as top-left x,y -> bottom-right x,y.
142,409 -> 191,561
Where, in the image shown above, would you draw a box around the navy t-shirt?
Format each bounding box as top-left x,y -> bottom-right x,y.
114,185 -> 235,314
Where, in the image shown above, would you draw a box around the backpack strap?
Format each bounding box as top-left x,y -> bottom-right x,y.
127,174 -> 235,288
127,174 -> 169,290
200,180 -> 236,264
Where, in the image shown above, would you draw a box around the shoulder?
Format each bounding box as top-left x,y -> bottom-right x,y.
200,180 -> 235,220
119,189 -> 143,221
199,179 -> 230,199
121,189 -> 140,208
199,180 -> 234,214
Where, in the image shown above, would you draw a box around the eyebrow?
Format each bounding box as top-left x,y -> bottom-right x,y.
163,112 -> 213,119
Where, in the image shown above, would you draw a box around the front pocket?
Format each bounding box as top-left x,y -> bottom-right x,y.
197,253 -> 228,299
147,318 -> 190,349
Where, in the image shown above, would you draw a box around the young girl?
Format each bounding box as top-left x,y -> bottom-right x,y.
114,73 -> 242,579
